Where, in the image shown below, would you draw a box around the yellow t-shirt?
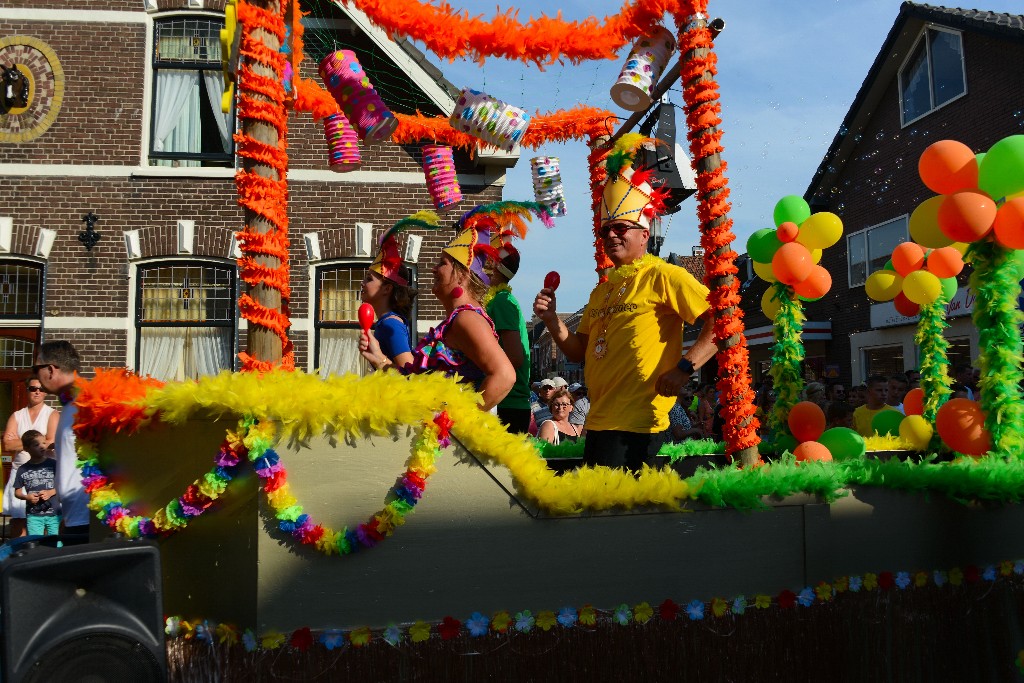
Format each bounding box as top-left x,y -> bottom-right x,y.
577,256 -> 710,433
853,405 -> 898,437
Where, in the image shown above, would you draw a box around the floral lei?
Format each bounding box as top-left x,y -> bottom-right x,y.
481,282 -> 513,309
605,252 -> 658,283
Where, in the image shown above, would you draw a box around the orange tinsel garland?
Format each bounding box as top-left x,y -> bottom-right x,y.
587,136 -> 613,277
234,0 -> 294,372
345,0 -> 701,66
674,12 -> 759,459
73,369 -> 163,445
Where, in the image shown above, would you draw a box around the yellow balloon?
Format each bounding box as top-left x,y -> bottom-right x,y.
902,270 -> 942,305
950,241 -> 969,255
909,196 -> 955,248
899,414 -> 933,451
762,287 -> 782,320
864,269 -> 903,301
796,212 -> 843,250
753,259 -> 777,282
811,248 -> 822,264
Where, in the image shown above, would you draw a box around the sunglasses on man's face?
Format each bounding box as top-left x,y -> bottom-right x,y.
30,363 -> 51,375
599,223 -> 645,239
27,386 -> 44,393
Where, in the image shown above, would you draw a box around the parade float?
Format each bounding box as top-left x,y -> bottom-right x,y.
65,0 -> 1024,678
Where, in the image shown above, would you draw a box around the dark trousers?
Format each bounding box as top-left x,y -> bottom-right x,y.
497,407 -> 532,434
583,429 -> 667,471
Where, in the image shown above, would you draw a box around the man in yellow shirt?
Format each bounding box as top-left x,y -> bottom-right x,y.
533,136 -> 717,471
853,375 -> 898,436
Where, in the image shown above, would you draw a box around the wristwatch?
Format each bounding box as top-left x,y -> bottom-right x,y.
677,357 -> 695,375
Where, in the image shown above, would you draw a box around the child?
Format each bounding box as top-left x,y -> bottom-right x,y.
13,429 -> 59,537
827,402 -> 855,430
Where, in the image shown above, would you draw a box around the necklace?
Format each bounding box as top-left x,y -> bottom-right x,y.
482,282 -> 511,309
591,254 -> 656,360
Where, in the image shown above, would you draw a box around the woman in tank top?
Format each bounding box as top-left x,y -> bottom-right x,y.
2,377 -> 58,537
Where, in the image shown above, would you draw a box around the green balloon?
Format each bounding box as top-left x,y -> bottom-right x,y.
940,277 -> 957,302
747,228 -> 783,264
774,432 -> 798,456
978,135 -> 1024,201
884,259 -> 895,272
871,410 -> 904,437
773,195 -> 811,227
818,427 -> 866,461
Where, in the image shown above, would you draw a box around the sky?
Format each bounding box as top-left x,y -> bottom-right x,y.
412,0 -> 1024,312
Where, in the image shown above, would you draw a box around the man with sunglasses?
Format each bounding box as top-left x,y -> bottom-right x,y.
32,340 -> 88,540
533,139 -> 717,471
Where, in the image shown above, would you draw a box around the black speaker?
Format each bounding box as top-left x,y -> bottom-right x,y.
638,102 -> 697,214
0,539 -> 167,683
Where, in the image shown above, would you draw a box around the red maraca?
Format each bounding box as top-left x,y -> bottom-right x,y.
544,271 -> 560,292
358,302 -> 375,336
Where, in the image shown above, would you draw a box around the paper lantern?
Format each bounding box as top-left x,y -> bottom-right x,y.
421,144 -> 462,210
322,113 -> 360,172
319,50 -> 398,142
610,26 -> 676,112
449,88 -> 530,152
530,156 -> 567,217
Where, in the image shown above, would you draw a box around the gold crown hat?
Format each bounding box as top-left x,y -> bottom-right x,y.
444,201 -> 554,284
369,210 -> 441,286
600,133 -> 670,230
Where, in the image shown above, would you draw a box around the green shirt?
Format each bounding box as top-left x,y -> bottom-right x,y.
486,288 -> 531,410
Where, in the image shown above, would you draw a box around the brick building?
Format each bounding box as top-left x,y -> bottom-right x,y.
0,0 -> 515,416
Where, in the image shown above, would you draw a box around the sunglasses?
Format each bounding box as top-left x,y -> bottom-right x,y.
27,386 -> 44,393
30,363 -> 51,375
599,223 -> 645,239
552,402 -> 573,409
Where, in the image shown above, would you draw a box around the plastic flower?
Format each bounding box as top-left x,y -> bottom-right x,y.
797,588 -> 815,607
536,611 -> 557,631
895,572 -> 911,590
965,565 -> 981,584
659,599 -> 679,621
633,602 -> 654,624
710,598 -> 728,618
848,576 -> 863,592
732,596 -> 747,615
982,565 -> 996,582
179,620 -> 195,639
261,631 -> 286,650
863,573 -> 878,591
949,567 -> 964,586
194,622 -> 212,645
778,590 -> 796,609
409,621 -> 431,643
557,607 -> 577,627
466,612 -> 489,637
438,617 -> 461,641
815,583 -> 833,602
579,605 -> 597,626
382,626 -> 401,647
491,611 -> 512,633
1000,561 -> 1014,577
349,627 -> 372,647
165,617 -> 180,637
913,571 -> 928,588
514,610 -> 535,633
933,570 -> 948,588
833,577 -> 848,594
613,604 -> 632,626
320,629 -> 346,650
1014,561 -> 1024,575
215,623 -> 239,646
754,594 -> 771,609
685,600 -> 705,621
290,627 -> 313,652
242,629 -> 257,652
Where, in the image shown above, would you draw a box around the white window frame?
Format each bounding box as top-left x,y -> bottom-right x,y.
846,215 -> 909,288
898,26 -> 967,127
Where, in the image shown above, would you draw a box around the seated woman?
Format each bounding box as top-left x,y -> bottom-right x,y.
362,204 -> 542,411
537,388 -> 581,445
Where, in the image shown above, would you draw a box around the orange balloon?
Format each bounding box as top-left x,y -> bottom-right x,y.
924,246 -> 964,279
893,291 -> 920,317
788,401 -> 826,443
792,265 -> 832,300
993,197 -> 1024,250
918,140 -> 979,195
794,441 -> 833,463
891,242 -> 926,276
771,242 -> 814,285
935,398 -> 991,457
903,387 -> 924,416
937,191 -> 997,243
777,221 -> 799,243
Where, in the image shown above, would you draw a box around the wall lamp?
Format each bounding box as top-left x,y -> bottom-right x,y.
79,211 -> 101,251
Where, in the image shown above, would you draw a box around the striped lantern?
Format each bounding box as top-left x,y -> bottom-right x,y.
319,50 -> 398,142
530,156 -> 567,217
610,26 -> 676,112
449,88 -> 530,152
422,144 -> 462,210
322,113 -> 360,172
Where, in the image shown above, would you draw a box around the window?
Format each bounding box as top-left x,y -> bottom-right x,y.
945,337 -> 973,378
863,345 -> 904,381
899,27 -> 965,126
847,216 -> 908,287
136,263 -> 236,380
150,17 -> 234,167
0,262 -> 43,318
315,264 -> 418,378
0,337 -> 35,370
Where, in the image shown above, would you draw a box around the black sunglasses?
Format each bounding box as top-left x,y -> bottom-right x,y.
30,363 -> 51,374
27,386 -> 44,392
599,223 -> 645,239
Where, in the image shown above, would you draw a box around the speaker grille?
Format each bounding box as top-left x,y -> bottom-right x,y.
21,633 -> 164,683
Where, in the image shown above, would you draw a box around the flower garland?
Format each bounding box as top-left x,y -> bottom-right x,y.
481,282 -> 512,309
343,0 -> 696,66
162,555 -> 1024,653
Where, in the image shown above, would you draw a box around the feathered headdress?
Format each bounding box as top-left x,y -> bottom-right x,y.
600,133 -> 670,229
443,201 -> 553,284
370,210 -> 441,286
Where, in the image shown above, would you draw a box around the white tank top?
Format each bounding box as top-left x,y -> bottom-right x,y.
13,404 -> 55,467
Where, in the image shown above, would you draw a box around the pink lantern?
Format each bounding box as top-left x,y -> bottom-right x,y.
319,50 -> 398,142
323,113 -> 360,172
422,145 -> 462,210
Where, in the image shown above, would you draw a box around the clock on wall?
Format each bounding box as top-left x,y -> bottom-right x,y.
0,36 -> 64,143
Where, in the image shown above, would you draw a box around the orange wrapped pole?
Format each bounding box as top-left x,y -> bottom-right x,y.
587,134 -> 614,279
674,6 -> 760,464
